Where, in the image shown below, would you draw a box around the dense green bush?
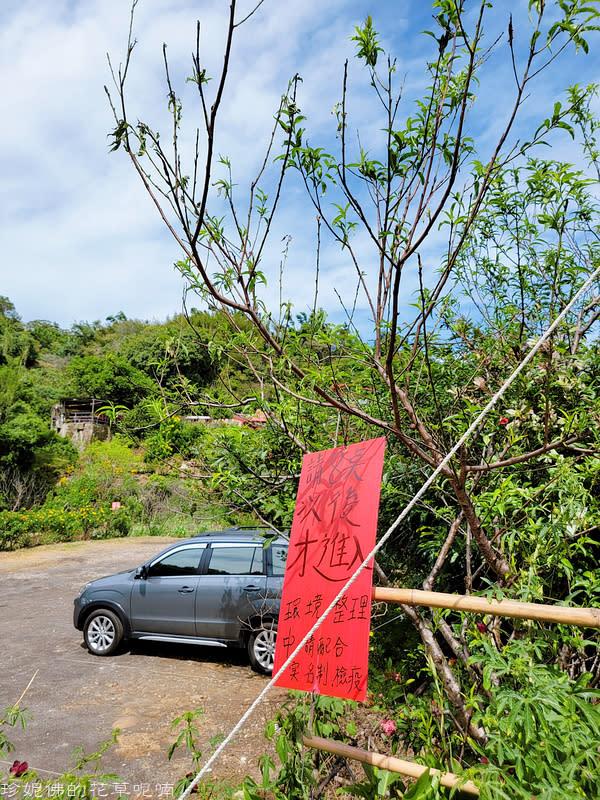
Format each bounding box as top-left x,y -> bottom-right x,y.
0,505 -> 131,549
143,416 -> 207,463
66,353 -> 152,406
471,635 -> 600,799
118,323 -> 218,387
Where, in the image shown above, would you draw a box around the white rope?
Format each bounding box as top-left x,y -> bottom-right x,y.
178,263 -> 600,800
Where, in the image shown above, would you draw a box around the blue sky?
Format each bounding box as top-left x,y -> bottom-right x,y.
0,1 -> 598,331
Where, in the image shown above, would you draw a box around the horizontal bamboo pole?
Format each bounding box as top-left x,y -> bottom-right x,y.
303,735 -> 479,796
372,587 -> 600,628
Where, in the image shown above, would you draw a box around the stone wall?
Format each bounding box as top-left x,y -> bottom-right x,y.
55,421 -> 112,450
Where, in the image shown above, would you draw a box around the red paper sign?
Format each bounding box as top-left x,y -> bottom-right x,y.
273,437 -> 385,701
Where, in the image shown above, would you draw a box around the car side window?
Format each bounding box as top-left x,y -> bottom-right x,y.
270,545 -> 288,576
206,545 -> 264,576
148,546 -> 205,577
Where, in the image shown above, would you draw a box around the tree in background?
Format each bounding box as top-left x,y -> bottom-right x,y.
118,318 -> 218,396
0,298 -> 78,510
66,353 -> 151,406
0,296 -> 36,367
107,1 -> 600,793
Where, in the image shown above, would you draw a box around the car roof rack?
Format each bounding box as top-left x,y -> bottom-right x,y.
192,526 -> 288,539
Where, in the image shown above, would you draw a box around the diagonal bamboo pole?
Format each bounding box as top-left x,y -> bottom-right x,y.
303,735 -> 480,796
372,587 -> 600,628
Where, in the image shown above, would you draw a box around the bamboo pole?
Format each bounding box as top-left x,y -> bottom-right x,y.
303,735 -> 479,796
372,587 -> 600,628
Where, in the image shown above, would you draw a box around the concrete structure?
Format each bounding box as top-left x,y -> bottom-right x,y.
51,398 -> 111,449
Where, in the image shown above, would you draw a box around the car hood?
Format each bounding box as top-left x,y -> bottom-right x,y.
85,568 -> 137,588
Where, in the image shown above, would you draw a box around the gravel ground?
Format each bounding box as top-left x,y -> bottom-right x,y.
0,538 -> 287,797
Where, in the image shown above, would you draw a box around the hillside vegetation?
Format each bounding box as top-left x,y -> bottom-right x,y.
3,0 -> 600,794
0,297 -> 282,546
2,280 -> 600,798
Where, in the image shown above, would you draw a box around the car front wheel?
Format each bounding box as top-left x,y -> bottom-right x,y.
84,609 -> 123,656
248,623 -> 277,675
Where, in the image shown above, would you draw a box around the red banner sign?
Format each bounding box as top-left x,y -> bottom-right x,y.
273,437 -> 386,701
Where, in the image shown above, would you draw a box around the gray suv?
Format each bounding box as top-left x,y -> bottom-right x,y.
73,529 -> 288,674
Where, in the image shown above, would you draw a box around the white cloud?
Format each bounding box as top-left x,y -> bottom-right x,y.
0,0 -> 598,332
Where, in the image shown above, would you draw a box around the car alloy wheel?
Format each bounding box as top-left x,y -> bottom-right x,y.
84,609 -> 123,656
248,623 -> 277,675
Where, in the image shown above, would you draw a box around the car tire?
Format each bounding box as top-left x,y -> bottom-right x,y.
248,622 -> 277,675
84,609 -> 124,656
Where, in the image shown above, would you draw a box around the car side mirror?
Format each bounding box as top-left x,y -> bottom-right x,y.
135,565 -> 148,580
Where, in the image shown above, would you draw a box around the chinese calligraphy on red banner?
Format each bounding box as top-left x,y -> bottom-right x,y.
273,437 -> 386,701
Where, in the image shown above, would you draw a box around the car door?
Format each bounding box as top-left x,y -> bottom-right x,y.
195,543 -> 267,639
130,544 -> 206,635
265,542 -> 287,616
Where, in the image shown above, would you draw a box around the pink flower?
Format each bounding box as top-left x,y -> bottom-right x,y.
394,673 -> 402,681
476,622 -> 486,634
499,417 -> 509,426
10,761 -> 28,777
380,719 -> 397,736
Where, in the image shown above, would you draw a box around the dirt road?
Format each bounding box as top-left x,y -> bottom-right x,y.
0,538 -> 287,796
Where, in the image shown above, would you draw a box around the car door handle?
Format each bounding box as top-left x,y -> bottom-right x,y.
244,585 -> 262,593
178,586 -> 195,593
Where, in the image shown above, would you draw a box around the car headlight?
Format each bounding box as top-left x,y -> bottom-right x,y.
78,583 -> 91,597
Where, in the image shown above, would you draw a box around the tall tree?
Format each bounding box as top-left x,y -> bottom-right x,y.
108,0 -> 600,780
